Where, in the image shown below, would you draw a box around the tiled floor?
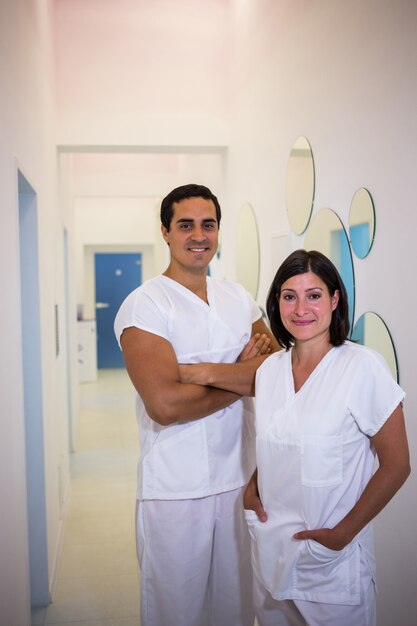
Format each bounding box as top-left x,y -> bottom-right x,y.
32,369 -> 140,626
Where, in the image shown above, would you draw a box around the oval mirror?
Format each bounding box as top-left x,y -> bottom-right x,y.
286,136 -> 315,235
304,208 -> 355,331
349,188 -> 375,259
235,202 -> 260,299
351,312 -> 399,381
207,229 -> 222,277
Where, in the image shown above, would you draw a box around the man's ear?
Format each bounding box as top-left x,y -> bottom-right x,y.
161,223 -> 169,244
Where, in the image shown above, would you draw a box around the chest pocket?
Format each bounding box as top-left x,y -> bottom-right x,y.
301,434 -> 343,487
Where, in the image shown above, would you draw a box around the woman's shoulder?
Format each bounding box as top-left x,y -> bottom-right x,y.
257,348 -> 288,375
337,340 -> 391,372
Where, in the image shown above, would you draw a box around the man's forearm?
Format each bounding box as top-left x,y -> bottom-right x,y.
144,379 -> 241,426
179,355 -> 269,396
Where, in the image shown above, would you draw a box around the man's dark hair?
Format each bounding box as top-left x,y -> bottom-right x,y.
266,249 -> 350,350
160,184 -> 222,231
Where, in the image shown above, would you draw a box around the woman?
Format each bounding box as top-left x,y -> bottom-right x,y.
244,249 -> 410,626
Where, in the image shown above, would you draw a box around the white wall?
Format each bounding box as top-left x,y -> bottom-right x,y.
0,0 -> 71,623
53,0 -> 231,146
55,1 -> 417,621
226,1 -> 417,623
3,1 -> 417,624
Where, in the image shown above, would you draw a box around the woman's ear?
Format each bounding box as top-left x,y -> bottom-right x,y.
331,290 -> 340,311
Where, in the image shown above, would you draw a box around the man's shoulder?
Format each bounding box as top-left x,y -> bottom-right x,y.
208,276 -> 250,297
117,275 -> 166,313
126,275 -> 166,298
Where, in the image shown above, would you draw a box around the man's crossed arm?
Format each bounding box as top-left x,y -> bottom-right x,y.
120,318 -> 279,426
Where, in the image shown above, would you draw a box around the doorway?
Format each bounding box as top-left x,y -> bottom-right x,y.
18,170 -> 49,607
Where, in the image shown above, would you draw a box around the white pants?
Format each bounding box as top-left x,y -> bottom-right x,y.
136,487 -> 255,626
253,550 -> 376,626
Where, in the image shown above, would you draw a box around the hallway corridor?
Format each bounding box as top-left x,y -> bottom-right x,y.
32,369 -> 140,626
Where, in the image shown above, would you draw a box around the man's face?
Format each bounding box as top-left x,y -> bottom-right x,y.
161,196 -> 219,273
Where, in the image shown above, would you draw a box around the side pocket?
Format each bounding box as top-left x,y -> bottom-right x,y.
244,508 -> 261,524
244,508 -> 269,589
244,510 -> 283,595
294,539 -> 361,603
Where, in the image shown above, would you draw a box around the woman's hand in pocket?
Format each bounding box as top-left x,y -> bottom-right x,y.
244,469 -> 268,522
293,527 -> 347,551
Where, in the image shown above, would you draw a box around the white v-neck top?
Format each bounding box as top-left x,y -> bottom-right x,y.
246,341 -> 404,605
114,274 -> 261,500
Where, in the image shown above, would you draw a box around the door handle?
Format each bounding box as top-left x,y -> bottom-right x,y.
96,302 -> 110,309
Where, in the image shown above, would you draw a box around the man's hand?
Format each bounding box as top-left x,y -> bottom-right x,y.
121,327 -> 240,425
179,333 -> 271,386
243,470 -> 267,522
237,333 -> 272,362
179,319 -> 279,396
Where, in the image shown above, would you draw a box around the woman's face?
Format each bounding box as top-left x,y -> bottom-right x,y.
278,271 -> 339,346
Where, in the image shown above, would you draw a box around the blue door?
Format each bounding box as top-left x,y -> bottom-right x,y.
95,252 -> 142,368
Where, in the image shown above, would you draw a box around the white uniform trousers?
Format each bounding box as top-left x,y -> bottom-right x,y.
253,548 -> 376,626
136,487 -> 255,626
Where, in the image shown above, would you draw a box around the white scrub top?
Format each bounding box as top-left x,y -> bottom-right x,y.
114,274 -> 262,500
246,341 -> 405,606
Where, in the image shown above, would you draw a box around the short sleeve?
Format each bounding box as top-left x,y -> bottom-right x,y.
348,349 -> 405,437
250,295 -> 263,324
114,288 -> 170,349
233,281 -> 262,324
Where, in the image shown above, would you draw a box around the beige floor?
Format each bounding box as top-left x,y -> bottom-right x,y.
32,369 -> 140,626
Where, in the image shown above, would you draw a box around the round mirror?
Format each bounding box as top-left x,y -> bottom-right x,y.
235,202 -> 260,299
207,229 -> 222,278
304,208 -> 355,330
286,136 -> 315,235
351,312 -> 399,381
349,188 -> 375,259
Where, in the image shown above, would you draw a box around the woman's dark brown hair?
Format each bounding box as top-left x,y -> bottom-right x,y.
266,249 -> 350,350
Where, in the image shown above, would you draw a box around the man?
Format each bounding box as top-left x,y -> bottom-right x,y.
114,184 -> 278,626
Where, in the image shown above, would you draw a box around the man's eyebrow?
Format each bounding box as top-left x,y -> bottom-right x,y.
175,217 -> 217,223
